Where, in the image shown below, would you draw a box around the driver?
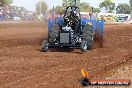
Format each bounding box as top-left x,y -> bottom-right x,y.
64,10 -> 80,33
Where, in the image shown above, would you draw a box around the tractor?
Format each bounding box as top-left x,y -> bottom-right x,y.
41,6 -> 104,52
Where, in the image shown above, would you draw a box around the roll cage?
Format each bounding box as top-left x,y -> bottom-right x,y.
63,6 -> 81,19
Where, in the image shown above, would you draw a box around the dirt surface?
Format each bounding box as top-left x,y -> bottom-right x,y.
0,22 -> 132,88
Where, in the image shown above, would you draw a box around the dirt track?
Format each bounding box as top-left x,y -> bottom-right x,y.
0,22 -> 132,88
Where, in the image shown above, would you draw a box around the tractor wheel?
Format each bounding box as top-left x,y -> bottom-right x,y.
42,40 -> 49,52
80,77 -> 91,86
48,24 -> 60,43
82,24 -> 93,50
80,41 -> 88,52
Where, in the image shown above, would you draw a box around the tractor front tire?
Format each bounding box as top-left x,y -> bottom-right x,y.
80,41 -> 88,52
82,24 -> 93,50
42,40 -> 49,52
80,77 -> 91,86
49,24 -> 60,43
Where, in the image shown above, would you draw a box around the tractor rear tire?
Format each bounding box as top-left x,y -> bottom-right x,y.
49,24 -> 60,43
82,24 -> 93,50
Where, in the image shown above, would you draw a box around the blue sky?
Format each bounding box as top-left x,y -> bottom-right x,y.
11,0 -> 130,11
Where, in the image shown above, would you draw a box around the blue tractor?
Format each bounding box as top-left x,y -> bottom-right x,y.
42,6 -> 104,52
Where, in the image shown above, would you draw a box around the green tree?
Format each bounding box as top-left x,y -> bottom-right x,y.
99,0 -> 115,13
130,0 -> 132,7
36,1 -> 48,15
55,5 -> 63,15
62,0 -> 80,9
4,0 -> 12,4
130,0 -> 132,15
130,0 -> 132,17
93,8 -> 101,13
116,3 -> 131,14
79,2 -> 91,12
48,9 -> 52,14
48,6 -> 63,15
0,0 -> 13,6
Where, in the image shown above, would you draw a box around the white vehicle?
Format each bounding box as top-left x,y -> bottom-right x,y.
13,17 -> 21,21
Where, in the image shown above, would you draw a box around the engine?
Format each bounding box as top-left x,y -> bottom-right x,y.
59,26 -> 81,45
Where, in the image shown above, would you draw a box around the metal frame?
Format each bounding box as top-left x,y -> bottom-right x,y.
48,30 -> 81,48
63,6 -> 81,19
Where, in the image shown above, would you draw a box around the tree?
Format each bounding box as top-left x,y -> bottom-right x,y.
48,9 -> 52,14
130,0 -> 132,8
0,0 -> 13,6
36,1 -> 48,15
55,5 -> 63,15
4,0 -> 12,4
48,6 -> 63,15
79,2 -> 91,12
130,0 -> 132,17
99,0 -> 115,13
62,0 -> 80,9
93,8 -> 101,13
116,3 -> 131,14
